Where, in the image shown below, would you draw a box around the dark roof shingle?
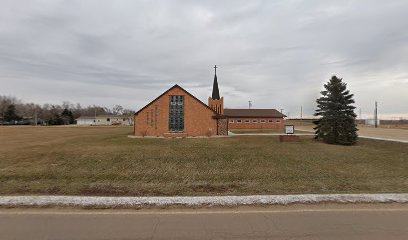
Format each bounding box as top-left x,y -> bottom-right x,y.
224,109 -> 285,118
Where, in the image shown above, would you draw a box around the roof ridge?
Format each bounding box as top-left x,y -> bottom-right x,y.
135,84 -> 218,115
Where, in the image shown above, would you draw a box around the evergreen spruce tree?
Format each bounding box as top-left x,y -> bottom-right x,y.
4,104 -> 21,122
61,108 -> 74,124
314,76 -> 358,145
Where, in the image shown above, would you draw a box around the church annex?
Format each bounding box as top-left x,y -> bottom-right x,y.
134,66 -> 285,137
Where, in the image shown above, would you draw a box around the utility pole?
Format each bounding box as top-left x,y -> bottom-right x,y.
94,105 -> 97,126
300,105 -> 303,126
374,101 -> 378,128
359,108 -> 362,121
34,108 -> 38,126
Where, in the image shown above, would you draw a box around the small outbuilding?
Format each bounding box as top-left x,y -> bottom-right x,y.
76,115 -> 132,126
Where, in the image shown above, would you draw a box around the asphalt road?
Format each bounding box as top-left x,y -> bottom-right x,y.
1,205 -> 408,240
295,125 -> 408,142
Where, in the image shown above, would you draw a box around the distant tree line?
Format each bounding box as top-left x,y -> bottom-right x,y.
0,95 -> 135,125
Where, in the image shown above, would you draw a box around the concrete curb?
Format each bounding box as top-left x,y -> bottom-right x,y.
1,194 -> 407,207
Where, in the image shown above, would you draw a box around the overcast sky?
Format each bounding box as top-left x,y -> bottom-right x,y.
1,0 -> 407,119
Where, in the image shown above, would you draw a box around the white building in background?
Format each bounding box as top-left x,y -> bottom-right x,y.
75,115 -> 133,126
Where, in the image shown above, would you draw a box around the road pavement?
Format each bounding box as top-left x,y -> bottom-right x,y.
1,204 -> 407,240
295,125 -> 408,143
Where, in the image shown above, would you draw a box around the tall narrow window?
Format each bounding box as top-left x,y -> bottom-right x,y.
155,105 -> 159,129
169,95 -> 184,131
151,110 -> 154,126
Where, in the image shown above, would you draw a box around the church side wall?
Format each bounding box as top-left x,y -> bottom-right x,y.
134,87 -> 218,137
228,117 -> 284,129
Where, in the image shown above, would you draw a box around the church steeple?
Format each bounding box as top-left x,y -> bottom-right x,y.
208,65 -> 224,115
212,65 -> 220,100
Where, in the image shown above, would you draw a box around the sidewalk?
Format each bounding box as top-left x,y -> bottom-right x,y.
229,132 -> 314,136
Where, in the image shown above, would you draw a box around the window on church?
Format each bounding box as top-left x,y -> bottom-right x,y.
276,120 -> 281,123
237,120 -> 242,123
169,95 -> 184,132
268,120 -> 273,123
151,110 -> 154,126
155,105 -> 159,129
253,120 -> 258,123
229,120 -> 234,123
245,120 -> 250,123
260,120 -> 266,123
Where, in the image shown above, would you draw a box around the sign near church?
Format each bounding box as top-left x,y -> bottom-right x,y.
285,125 -> 295,134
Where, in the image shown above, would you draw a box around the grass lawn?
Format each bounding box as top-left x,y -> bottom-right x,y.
0,126 -> 407,196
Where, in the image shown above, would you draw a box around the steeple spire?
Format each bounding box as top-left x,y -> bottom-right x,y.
212,65 -> 220,100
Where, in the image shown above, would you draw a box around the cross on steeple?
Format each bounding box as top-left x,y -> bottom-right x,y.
214,65 -> 217,75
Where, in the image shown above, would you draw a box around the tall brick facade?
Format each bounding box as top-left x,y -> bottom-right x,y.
134,85 -> 219,137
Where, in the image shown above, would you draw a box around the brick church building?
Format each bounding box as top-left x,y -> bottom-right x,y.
134,67 -> 285,137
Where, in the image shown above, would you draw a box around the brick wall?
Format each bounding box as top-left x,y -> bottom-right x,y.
227,117 -> 284,129
134,87 -> 218,137
208,97 -> 224,115
217,118 -> 228,135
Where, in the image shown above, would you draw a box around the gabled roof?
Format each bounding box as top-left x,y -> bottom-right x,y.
224,109 -> 286,118
135,84 -> 218,115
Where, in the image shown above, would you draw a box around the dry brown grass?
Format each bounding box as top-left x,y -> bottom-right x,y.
0,126 -> 407,196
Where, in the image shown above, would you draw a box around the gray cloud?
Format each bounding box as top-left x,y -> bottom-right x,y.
0,0 -> 407,118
